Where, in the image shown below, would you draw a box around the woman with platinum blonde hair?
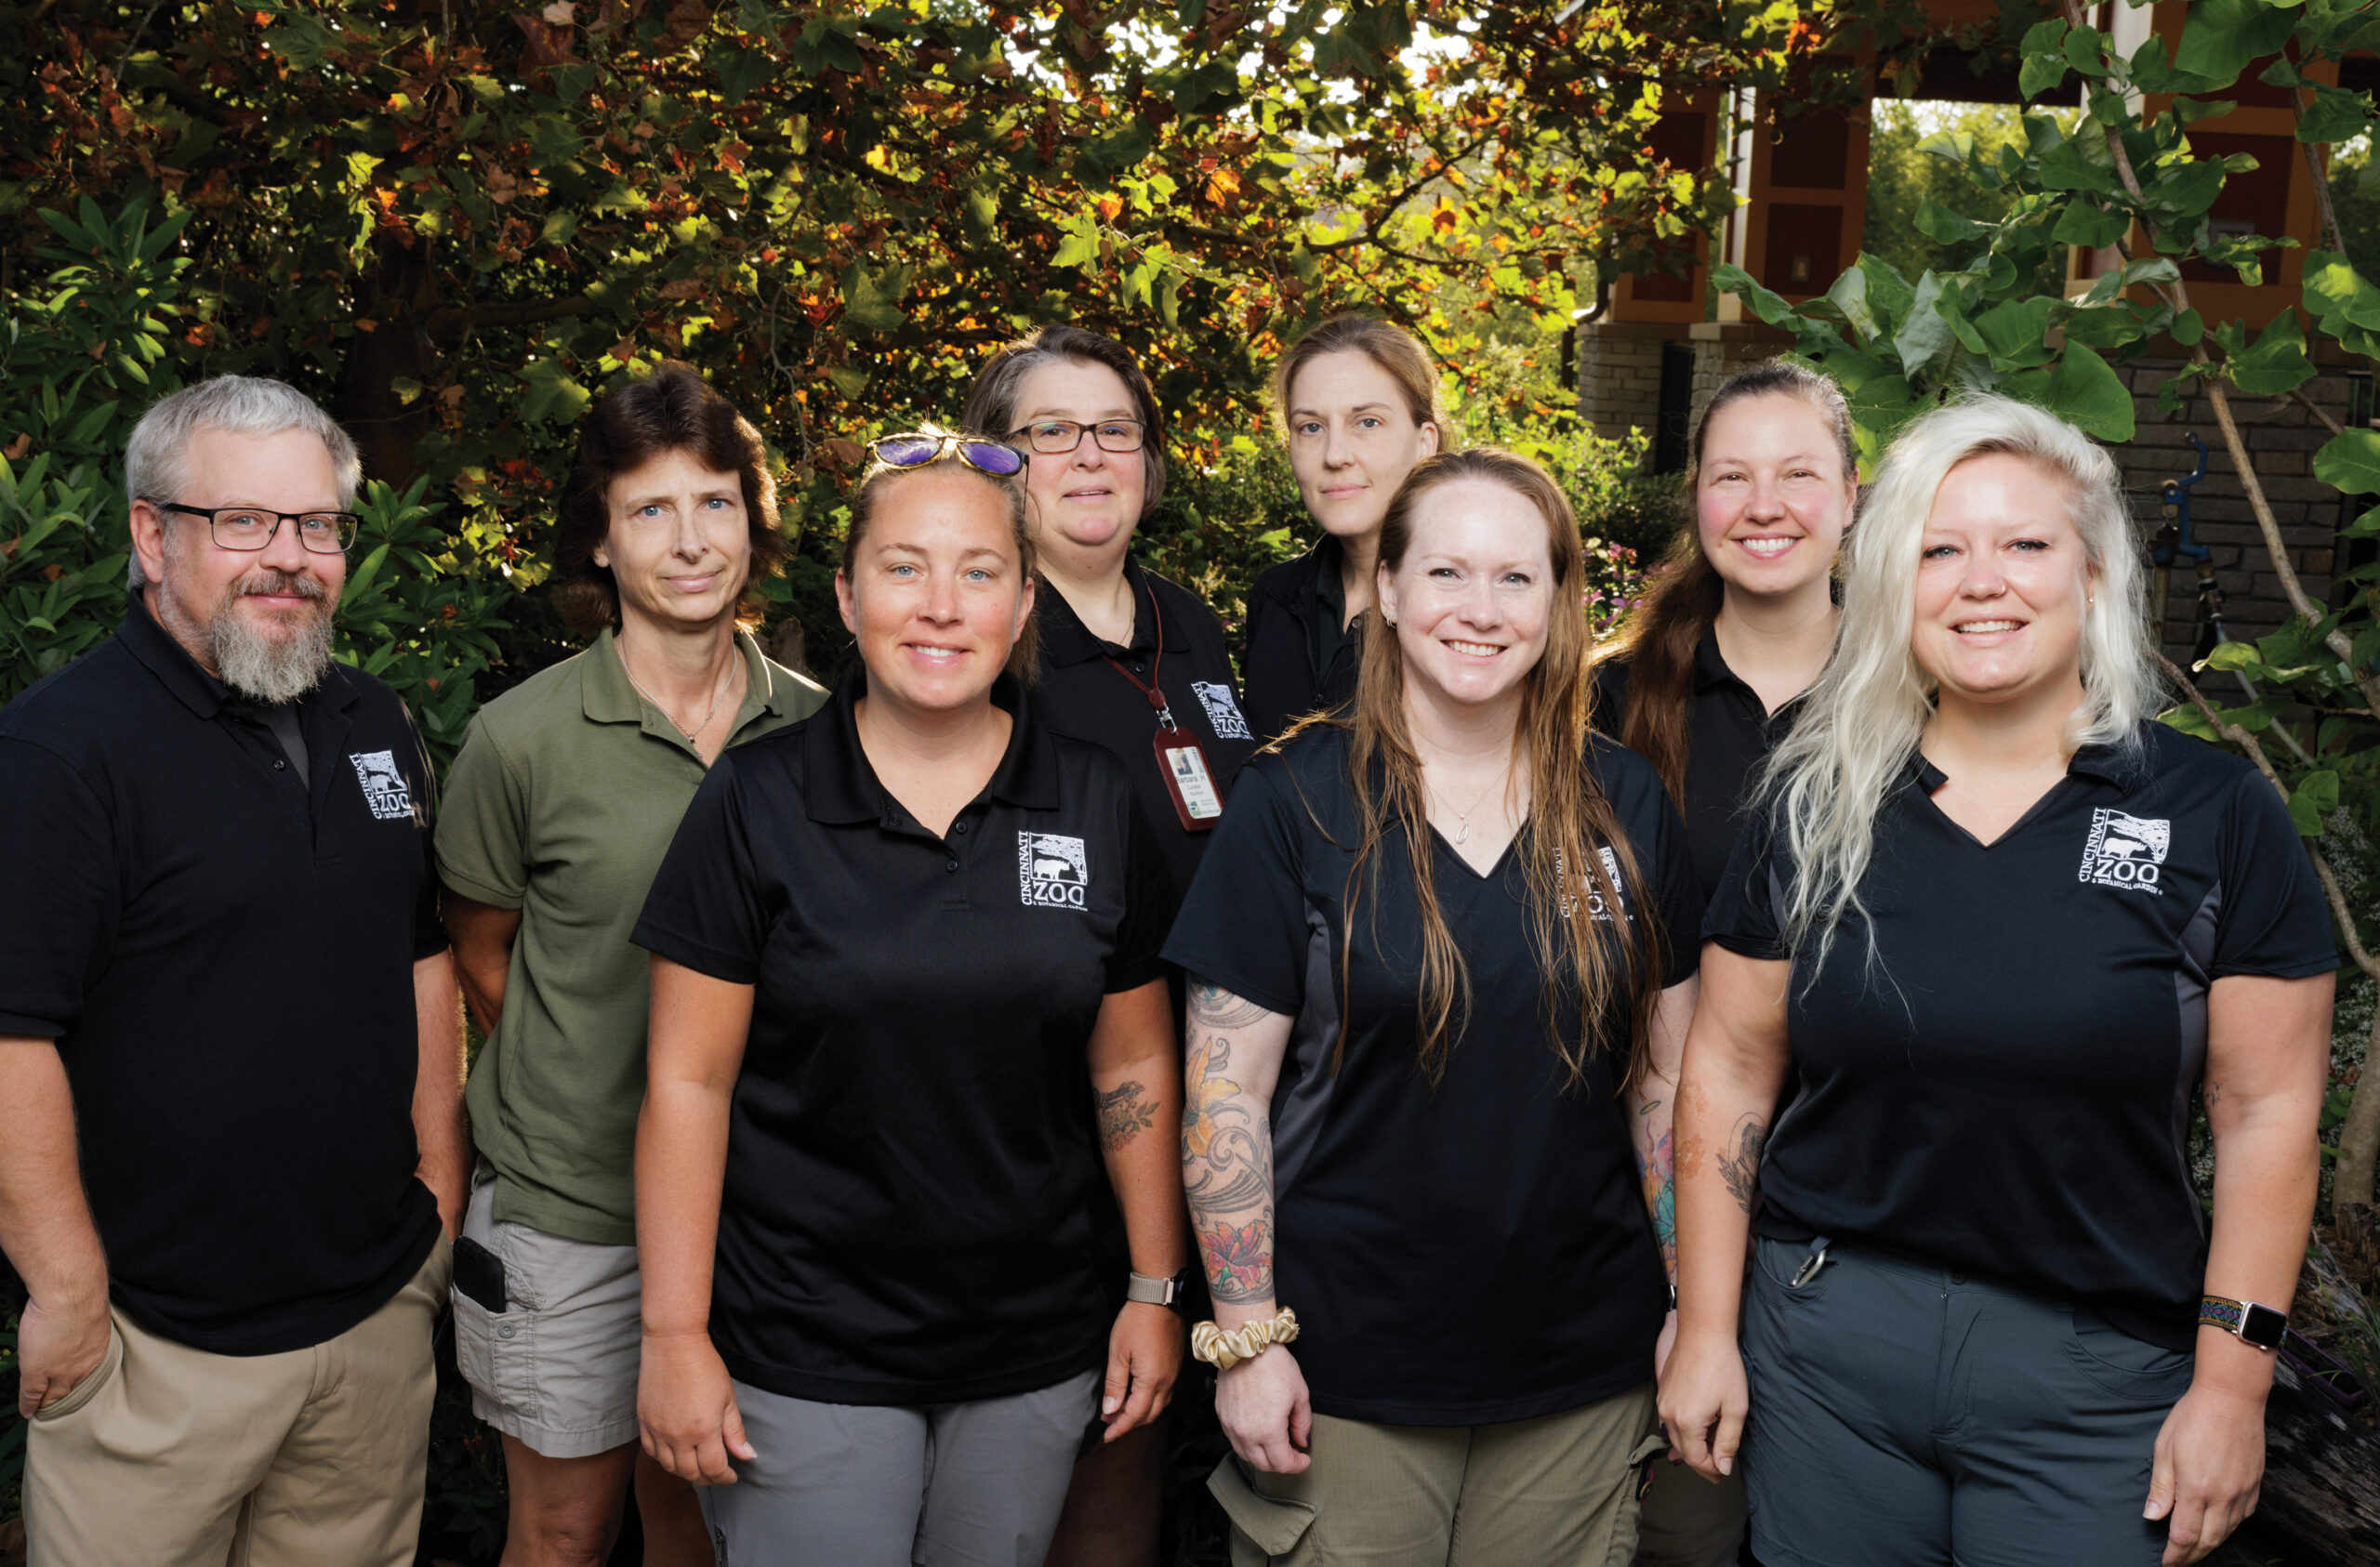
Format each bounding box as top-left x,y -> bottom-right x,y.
1661,395 -> 2336,1567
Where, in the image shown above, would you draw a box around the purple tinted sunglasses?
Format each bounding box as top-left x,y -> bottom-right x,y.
868,432 -> 1025,477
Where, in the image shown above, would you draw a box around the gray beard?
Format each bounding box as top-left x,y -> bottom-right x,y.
209,589 -> 336,704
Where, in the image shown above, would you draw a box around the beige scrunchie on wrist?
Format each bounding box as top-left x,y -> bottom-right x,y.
1191,1307 -> 1300,1372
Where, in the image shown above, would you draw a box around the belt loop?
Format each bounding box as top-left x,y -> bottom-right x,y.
1791,1235 -> 1833,1289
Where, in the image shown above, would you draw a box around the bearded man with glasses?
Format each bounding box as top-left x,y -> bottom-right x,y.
0,375 -> 466,1567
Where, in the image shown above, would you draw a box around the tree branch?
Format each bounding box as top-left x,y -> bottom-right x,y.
2293,383 -> 2347,437
426,295 -> 597,337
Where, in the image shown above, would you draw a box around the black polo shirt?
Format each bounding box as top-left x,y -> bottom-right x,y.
1030,562 -> 1259,913
1242,535 -> 1363,744
1594,629 -> 1805,902
0,599 -> 445,1354
1163,726 -> 1702,1425
631,673 -> 1169,1406
1705,719 -> 2337,1349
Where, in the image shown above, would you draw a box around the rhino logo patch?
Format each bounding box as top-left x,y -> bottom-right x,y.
1017,832 -> 1090,910
348,750 -> 413,822
2080,809 -> 2170,895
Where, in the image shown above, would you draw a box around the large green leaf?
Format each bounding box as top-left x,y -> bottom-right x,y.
2174,0 -> 2302,88
2225,309 -> 2316,397
2298,82 -> 2372,144
2304,249 -> 2380,332
2005,344 -> 2135,441
1893,270 -> 1958,383
2315,428 -> 2380,495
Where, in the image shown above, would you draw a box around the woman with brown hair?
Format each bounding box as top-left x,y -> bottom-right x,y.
1240,314 -> 1447,743
1594,361 -> 1857,902
435,361 -> 826,1567
1165,448 -> 1702,1564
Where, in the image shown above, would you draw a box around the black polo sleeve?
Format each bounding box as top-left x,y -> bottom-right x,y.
1640,775 -> 1705,989
1162,761 -> 1309,1017
2213,770 -> 2341,979
1108,799 -> 1170,994
0,738 -> 117,1039
633,753 -> 769,985
1701,792 -> 1786,961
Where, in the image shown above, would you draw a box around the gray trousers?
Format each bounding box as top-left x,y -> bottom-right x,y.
1740,1235 -> 2194,1567
698,1370 -> 1099,1567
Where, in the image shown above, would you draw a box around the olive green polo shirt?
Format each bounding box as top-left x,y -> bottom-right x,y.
436,627 -> 826,1244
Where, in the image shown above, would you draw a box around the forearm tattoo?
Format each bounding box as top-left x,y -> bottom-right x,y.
1718,1114 -> 1768,1215
1634,1099 -> 1677,1278
1183,982 -> 1278,1304
1095,1080 -> 1157,1152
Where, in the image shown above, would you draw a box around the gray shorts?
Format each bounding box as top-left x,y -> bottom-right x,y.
450,1168 -> 641,1459
1740,1234 -> 2193,1567
700,1370 -> 1101,1567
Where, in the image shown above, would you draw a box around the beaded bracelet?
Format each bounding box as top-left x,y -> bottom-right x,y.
1191,1307 -> 1301,1372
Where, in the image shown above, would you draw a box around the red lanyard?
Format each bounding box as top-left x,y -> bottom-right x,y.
1102,575 -> 1177,730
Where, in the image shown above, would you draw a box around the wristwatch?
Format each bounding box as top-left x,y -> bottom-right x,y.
2199,1293 -> 2287,1350
1127,1269 -> 1192,1310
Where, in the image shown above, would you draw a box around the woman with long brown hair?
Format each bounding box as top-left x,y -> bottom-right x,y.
1165,449 -> 1702,1563
1595,361 -> 1856,902
1240,314 -> 1446,743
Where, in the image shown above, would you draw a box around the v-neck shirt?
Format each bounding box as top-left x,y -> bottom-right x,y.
1163,725 -> 1704,1424
1703,719 -> 2336,1348
632,672 -> 1169,1404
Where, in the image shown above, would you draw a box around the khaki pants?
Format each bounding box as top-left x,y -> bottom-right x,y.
1212,1380 -> 1659,1567
1631,1455 -> 1747,1567
26,1236 -> 452,1567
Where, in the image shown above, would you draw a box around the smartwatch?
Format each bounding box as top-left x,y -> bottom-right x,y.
2198,1294 -> 2287,1350
1127,1269 -> 1192,1310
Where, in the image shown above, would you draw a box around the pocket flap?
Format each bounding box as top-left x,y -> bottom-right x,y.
1208,1455 -> 1318,1556
1626,1430 -> 1670,1468
31,1322 -> 122,1424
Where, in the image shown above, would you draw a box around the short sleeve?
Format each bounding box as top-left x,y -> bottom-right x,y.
1639,780 -> 1704,987
1161,763 -> 1310,1017
0,739 -> 119,1038
632,754 -> 769,984
2210,770 -> 2340,979
1701,796 -> 1787,961
1105,799 -> 1170,994
434,715 -> 530,911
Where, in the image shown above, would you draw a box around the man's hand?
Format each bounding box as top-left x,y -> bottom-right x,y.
1216,1343 -> 1313,1474
638,1328 -> 756,1485
2148,1383 -> 2268,1565
18,1286 -> 111,1419
1100,1300 -> 1183,1441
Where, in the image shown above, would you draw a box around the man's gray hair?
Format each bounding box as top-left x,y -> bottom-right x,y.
126,376 -> 364,589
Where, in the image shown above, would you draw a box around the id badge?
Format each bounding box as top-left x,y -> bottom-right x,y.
1153,728 -> 1224,831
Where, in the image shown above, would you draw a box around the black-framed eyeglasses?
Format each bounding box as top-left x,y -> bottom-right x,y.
868,432 -> 1026,476
158,502 -> 360,554
1009,418 -> 1146,455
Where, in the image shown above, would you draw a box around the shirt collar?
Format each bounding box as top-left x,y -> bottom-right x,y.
1308,534 -> 1348,621
116,591 -> 358,720
1902,735 -> 2149,796
803,667 -> 1059,826
1034,562 -> 1172,669
1692,627 -> 1750,696
582,625 -> 793,728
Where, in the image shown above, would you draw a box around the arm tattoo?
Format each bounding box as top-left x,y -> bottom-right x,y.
1717,1114 -> 1768,1215
1095,1080 -> 1157,1152
1182,986 -> 1279,1305
1635,1127 -> 1676,1278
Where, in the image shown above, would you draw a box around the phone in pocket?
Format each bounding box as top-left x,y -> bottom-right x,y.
453,1235 -> 508,1313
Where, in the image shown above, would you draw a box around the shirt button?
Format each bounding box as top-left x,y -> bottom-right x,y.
954,822 -> 968,835
1132,661 -> 1146,673
945,859 -> 959,873
273,760 -> 286,770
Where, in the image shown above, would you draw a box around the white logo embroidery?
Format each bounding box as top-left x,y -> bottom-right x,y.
2080,809 -> 2169,895
349,750 -> 413,822
1017,832 -> 1090,909
1557,847 -> 1629,923
1191,681 -> 1252,741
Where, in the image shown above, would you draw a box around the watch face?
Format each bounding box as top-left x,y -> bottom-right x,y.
2240,1302 -> 2287,1350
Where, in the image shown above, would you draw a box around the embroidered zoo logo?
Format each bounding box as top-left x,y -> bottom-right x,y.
2079,809 -> 2170,895
1556,846 -> 1628,922
1017,832 -> 1091,909
348,750 -> 413,822
1191,681 -> 1252,741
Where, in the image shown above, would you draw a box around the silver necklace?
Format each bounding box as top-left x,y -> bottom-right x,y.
1428,766 -> 1508,845
622,642 -> 737,744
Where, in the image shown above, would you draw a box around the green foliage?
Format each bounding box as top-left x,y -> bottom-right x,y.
1862,101 -> 2069,297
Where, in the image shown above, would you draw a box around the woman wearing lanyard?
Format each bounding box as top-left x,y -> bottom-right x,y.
960,324 -> 1255,1565
1168,448 -> 1703,1564
436,362 -> 825,1567
1594,362 -> 1856,902
630,430 -> 1188,1566
1660,397 -> 2335,1566
1241,314 -> 1446,744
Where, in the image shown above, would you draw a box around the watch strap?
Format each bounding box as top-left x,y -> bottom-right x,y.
1126,1270 -> 1184,1308
2199,1293 -> 2286,1350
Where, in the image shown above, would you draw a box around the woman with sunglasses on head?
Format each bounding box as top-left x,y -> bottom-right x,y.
1660,397 -> 2334,1567
1169,449 -> 1703,1565
1241,314 -> 1446,744
630,428 -> 1188,1567
435,362 -> 826,1567
960,325 -> 1252,1565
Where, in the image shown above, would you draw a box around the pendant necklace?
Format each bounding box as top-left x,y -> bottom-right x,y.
1429,767 -> 1507,845
623,642 -> 737,744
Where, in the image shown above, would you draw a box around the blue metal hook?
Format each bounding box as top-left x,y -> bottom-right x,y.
2154,433 -> 2210,564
